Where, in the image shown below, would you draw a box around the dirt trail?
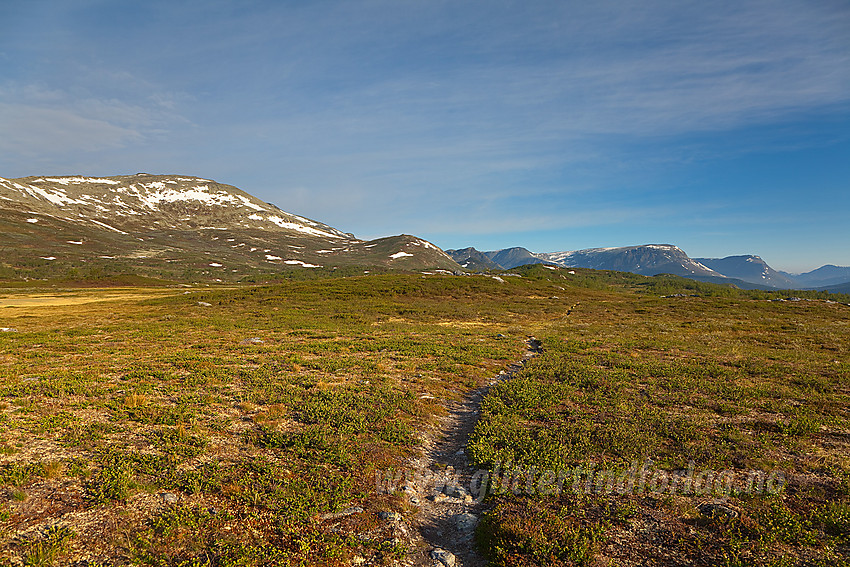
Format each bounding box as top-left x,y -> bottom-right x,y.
401,336 -> 543,567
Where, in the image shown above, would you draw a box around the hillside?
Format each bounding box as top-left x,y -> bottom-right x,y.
0,175 -> 461,280
694,255 -> 798,288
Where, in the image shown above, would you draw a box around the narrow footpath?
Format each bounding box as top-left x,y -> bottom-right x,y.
401,336 -> 543,567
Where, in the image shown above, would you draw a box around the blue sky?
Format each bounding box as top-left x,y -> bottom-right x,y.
1,0 -> 848,272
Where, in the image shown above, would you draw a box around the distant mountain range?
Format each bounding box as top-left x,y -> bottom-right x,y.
0,174 -> 460,280
446,244 -> 850,291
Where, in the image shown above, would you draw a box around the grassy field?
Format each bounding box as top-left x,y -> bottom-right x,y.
0,267 -> 847,566
469,268 -> 850,566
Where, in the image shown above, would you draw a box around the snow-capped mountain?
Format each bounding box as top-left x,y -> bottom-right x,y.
541,244 -> 723,278
448,244 -> 724,277
0,174 -> 460,280
450,243 -> 850,291
484,247 -> 554,270
0,174 -> 351,237
693,255 -> 798,289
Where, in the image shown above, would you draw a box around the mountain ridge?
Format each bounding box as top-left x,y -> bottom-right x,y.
446,244 -> 849,290
0,174 -> 462,280
693,255 -> 798,289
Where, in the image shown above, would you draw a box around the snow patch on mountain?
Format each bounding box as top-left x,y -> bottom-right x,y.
265,216 -> 343,238
38,177 -> 120,185
284,260 -> 322,268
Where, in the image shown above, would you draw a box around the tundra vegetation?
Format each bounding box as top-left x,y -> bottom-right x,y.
0,265 -> 847,566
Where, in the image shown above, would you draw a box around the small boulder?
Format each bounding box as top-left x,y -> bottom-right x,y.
430,548 -> 457,567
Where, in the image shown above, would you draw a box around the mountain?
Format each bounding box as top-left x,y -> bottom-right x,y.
542,244 -> 723,278
693,255 -> 798,289
484,247 -> 553,269
783,265 -> 850,289
444,247 -> 503,271
0,174 -> 461,280
453,244 -> 726,278
449,240 -> 848,292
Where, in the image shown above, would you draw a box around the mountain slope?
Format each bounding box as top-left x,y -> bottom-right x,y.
0,174 -> 461,280
694,255 -> 798,288
444,247 -> 504,271
0,174 -> 351,236
483,247 -> 552,269
785,265 -> 850,288
543,244 -> 724,278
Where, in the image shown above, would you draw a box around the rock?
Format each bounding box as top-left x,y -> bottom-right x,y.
197,301 -> 212,307
454,512 -> 478,531
378,510 -> 402,521
698,502 -> 739,520
239,337 -> 264,345
430,548 -> 457,567
160,492 -> 179,504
